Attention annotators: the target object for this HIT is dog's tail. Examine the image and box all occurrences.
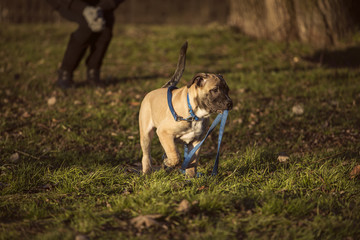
[162,41,188,88]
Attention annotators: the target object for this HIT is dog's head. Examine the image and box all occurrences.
[188,73,233,114]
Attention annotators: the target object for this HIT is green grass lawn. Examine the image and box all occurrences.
[1,23,360,239]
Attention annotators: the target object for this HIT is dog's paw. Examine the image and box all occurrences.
[142,166,153,175]
[163,157,180,168]
[185,168,197,178]
[162,163,176,173]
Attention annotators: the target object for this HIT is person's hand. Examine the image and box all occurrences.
[82,6,105,32]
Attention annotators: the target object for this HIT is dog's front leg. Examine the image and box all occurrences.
[157,127,180,168]
[139,122,155,174]
[185,140,201,177]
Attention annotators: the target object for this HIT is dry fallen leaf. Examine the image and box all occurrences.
[277,152,289,163]
[9,153,19,163]
[75,234,89,240]
[130,101,140,107]
[22,112,31,118]
[350,165,360,179]
[232,118,243,125]
[47,97,56,106]
[292,104,304,115]
[130,214,163,230]
[176,199,191,213]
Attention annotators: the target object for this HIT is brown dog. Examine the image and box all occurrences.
[139,42,232,177]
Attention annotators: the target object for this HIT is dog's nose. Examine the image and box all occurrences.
[227,100,233,110]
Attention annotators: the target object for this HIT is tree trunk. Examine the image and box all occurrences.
[228,0,359,48]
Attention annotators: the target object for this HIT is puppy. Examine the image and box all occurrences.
[139,42,232,177]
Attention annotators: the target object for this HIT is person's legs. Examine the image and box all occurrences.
[85,11,114,84]
[61,28,93,73]
[57,9,94,88]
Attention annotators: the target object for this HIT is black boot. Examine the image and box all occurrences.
[57,69,74,89]
[87,69,104,87]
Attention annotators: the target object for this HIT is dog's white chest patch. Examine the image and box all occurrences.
[178,121,204,144]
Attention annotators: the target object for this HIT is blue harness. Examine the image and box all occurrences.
[167,86,229,176]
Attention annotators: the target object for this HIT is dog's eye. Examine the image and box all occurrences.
[212,87,219,93]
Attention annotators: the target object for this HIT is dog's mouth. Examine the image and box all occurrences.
[218,100,233,113]
[204,97,233,114]
[211,104,232,114]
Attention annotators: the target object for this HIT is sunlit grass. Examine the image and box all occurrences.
[0,23,360,239]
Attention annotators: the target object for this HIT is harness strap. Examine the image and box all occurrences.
[187,94,199,121]
[167,86,180,121]
[167,86,200,122]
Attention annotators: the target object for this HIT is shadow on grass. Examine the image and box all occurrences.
[42,150,141,171]
[74,74,165,88]
[304,46,360,69]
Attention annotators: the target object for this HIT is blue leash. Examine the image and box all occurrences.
[181,110,228,176]
[167,86,228,176]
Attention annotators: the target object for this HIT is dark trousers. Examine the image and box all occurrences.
[59,8,114,72]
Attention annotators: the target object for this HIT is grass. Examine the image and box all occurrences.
[1,22,360,239]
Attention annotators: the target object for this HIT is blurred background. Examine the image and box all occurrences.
[1,0,360,48]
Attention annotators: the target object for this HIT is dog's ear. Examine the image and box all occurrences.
[187,73,207,88]
[216,74,224,80]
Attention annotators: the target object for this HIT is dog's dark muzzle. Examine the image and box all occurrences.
[216,99,233,113]
[226,99,233,110]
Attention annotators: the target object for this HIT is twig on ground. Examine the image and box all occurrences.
[15,149,40,160]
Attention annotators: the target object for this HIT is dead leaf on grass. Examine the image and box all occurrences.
[75,234,89,240]
[130,101,140,107]
[232,118,243,125]
[176,199,191,213]
[130,214,165,230]
[22,111,31,118]
[47,97,56,106]
[9,153,19,163]
[292,104,304,115]
[277,152,290,163]
[350,165,360,179]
